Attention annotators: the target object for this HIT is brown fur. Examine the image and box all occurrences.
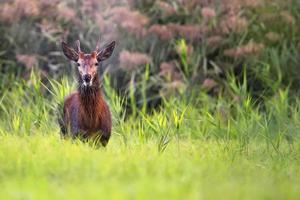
[62,75,112,146]
[60,40,115,146]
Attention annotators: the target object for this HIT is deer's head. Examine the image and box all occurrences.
[62,40,115,87]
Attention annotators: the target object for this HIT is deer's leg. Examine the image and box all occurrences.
[98,113,112,147]
[99,133,110,147]
[99,102,112,147]
[70,107,81,139]
[58,103,67,138]
[90,131,110,147]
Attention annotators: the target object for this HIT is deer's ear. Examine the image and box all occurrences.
[62,42,79,62]
[97,41,115,62]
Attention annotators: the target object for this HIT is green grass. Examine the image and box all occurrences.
[0,72,300,200]
[1,135,300,200]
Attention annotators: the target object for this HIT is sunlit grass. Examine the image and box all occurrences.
[0,73,300,199]
[0,134,299,200]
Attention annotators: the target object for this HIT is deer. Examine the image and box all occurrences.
[60,39,115,147]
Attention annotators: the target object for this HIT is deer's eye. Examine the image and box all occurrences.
[95,63,99,66]
[77,63,80,67]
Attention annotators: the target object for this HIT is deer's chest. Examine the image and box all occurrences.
[78,104,103,132]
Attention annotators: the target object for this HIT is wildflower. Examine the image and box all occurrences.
[160,61,182,81]
[156,1,177,17]
[224,41,264,58]
[243,0,262,8]
[169,24,208,41]
[206,36,223,47]
[0,3,17,22]
[167,80,186,93]
[94,13,106,31]
[81,0,99,13]
[16,54,38,69]
[57,3,78,24]
[201,7,216,21]
[148,25,173,41]
[265,32,281,43]
[221,0,241,13]
[38,19,63,37]
[102,28,120,43]
[127,0,137,8]
[202,78,218,91]
[110,7,149,37]
[40,0,60,7]
[161,80,186,97]
[179,0,200,11]
[280,11,296,25]
[0,0,40,22]
[16,0,40,18]
[119,51,152,71]
[220,15,248,34]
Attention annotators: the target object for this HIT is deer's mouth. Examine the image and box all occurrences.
[82,74,93,87]
[83,80,93,87]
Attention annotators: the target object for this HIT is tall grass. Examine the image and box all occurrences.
[0,72,300,199]
[0,71,299,151]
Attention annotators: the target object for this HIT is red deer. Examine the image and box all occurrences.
[60,39,115,146]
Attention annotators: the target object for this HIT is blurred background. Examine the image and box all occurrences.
[1,0,300,111]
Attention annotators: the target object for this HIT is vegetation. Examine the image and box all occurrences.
[1,0,300,199]
[0,72,300,199]
[1,0,300,104]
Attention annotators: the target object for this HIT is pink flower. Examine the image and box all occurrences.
[148,25,174,41]
[224,42,265,58]
[94,13,106,31]
[0,0,40,22]
[206,36,223,47]
[168,24,208,41]
[243,0,262,8]
[160,80,186,97]
[219,14,248,34]
[17,0,40,17]
[16,54,38,69]
[119,51,152,71]
[110,7,149,37]
[202,78,218,91]
[38,19,63,37]
[156,1,177,16]
[161,80,186,96]
[159,61,182,81]
[179,0,200,11]
[169,80,186,90]
[0,3,17,22]
[57,3,80,24]
[201,7,216,21]
[40,0,60,7]
[81,0,99,13]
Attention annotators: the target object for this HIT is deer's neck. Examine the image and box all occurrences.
[78,75,103,117]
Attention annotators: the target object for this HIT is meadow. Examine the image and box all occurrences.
[0,72,300,199]
[1,0,300,199]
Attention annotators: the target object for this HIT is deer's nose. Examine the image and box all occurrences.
[83,74,92,83]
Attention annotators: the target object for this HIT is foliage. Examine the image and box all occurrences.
[1,0,300,108]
